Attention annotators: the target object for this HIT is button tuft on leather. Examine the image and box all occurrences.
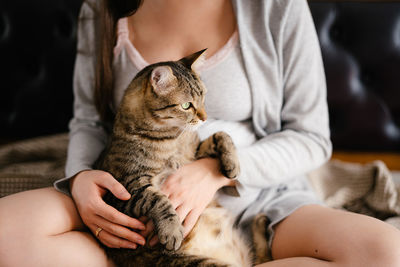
[310,2,400,151]
[53,10,75,39]
[384,122,400,140]
[21,56,47,89]
[360,71,375,88]
[394,17,400,49]
[0,12,10,42]
[330,25,344,44]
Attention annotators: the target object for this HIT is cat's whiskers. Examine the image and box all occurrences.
[176,124,190,139]
[188,120,204,132]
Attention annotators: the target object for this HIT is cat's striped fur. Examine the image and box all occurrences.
[94,50,267,266]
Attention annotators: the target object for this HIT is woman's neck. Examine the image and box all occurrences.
[127,0,236,63]
[132,0,230,30]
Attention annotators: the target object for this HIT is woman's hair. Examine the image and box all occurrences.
[95,0,143,122]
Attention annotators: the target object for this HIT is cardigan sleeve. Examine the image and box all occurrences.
[234,0,332,194]
[54,0,108,195]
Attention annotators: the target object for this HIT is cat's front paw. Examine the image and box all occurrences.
[157,217,184,251]
[214,131,240,179]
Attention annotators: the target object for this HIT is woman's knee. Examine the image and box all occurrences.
[344,220,400,267]
[0,187,83,238]
[317,210,400,267]
[0,188,113,267]
[0,188,84,265]
[271,205,400,266]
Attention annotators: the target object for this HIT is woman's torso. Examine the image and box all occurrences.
[126,0,237,65]
[112,2,257,148]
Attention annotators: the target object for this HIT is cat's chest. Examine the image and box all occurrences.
[113,132,198,164]
[163,134,199,167]
[147,136,199,188]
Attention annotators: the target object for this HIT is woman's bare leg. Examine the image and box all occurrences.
[0,187,113,267]
[256,205,400,267]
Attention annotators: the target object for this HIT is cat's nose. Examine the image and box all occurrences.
[197,109,207,121]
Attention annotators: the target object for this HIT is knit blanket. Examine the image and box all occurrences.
[309,160,400,229]
[1,133,400,229]
[0,134,68,197]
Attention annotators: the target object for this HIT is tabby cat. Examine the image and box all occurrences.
[94,49,267,266]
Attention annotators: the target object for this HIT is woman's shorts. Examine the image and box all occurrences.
[217,176,323,248]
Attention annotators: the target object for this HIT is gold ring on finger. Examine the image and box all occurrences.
[95,227,103,238]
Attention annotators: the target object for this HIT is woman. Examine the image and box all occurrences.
[1,0,400,266]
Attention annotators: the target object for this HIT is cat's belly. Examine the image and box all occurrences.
[180,205,252,267]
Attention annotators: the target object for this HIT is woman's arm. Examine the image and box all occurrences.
[54,0,146,249]
[235,0,332,193]
[54,0,108,195]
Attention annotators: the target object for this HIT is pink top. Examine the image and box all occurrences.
[114,18,239,72]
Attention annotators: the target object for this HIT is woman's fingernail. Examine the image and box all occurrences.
[129,244,137,249]
[138,239,145,246]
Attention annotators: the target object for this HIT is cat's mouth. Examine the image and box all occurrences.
[188,120,204,131]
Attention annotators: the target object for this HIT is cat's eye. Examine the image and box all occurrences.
[181,102,191,110]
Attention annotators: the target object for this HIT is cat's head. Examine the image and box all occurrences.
[119,49,208,136]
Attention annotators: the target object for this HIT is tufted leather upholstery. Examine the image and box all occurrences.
[309,1,400,151]
[0,1,399,151]
[0,0,81,139]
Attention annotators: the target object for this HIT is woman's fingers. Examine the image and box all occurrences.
[166,193,182,210]
[149,234,160,247]
[96,200,145,231]
[140,220,155,237]
[95,215,146,245]
[182,209,202,238]
[138,216,149,225]
[95,172,131,200]
[139,220,160,247]
[90,224,138,249]
[70,170,147,249]
[176,204,191,223]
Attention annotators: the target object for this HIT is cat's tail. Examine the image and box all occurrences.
[107,247,230,267]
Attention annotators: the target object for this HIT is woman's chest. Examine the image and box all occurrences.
[126,2,236,65]
[113,44,252,123]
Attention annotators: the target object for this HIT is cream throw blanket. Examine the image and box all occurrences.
[309,160,400,229]
[1,134,399,229]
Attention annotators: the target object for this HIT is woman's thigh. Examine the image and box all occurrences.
[271,204,400,266]
[0,187,111,267]
[0,187,84,235]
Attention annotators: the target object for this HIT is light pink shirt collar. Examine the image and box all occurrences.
[114,18,239,72]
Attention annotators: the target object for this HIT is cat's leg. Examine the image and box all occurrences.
[252,214,272,264]
[196,131,240,179]
[124,182,183,251]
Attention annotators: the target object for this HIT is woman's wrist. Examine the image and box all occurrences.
[199,157,237,189]
[219,176,236,188]
[69,169,92,194]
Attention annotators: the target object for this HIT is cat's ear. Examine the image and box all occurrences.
[179,48,207,72]
[150,66,177,95]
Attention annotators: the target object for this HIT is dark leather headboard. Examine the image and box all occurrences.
[1,0,399,151]
[0,0,81,139]
[309,1,400,151]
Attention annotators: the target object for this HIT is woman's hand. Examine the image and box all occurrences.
[70,170,146,249]
[144,158,235,246]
